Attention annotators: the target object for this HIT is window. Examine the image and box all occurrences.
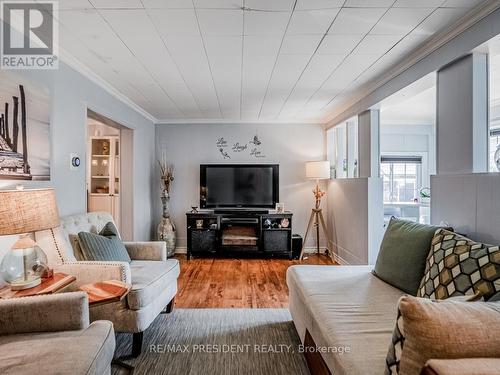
[381,156,422,203]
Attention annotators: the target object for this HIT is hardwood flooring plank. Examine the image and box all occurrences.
[174,254,336,308]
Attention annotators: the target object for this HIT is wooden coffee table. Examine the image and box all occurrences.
[0,273,76,299]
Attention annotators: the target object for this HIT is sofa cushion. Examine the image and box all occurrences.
[127,259,180,310]
[374,218,448,295]
[287,265,405,375]
[398,295,500,375]
[417,229,500,301]
[78,222,131,263]
[0,320,115,375]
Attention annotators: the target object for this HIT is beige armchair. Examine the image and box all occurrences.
[35,211,180,357]
[0,292,115,375]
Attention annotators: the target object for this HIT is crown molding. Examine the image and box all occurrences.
[325,0,500,129]
[59,48,158,124]
[156,118,322,125]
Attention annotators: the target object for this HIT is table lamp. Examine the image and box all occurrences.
[300,161,330,260]
[0,188,60,290]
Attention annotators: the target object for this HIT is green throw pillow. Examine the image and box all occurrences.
[374,218,450,295]
[77,222,131,263]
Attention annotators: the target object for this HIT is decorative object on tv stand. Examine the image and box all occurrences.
[275,203,285,213]
[157,158,176,257]
[0,188,59,290]
[300,161,330,260]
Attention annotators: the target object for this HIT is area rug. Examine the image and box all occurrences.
[112,309,309,375]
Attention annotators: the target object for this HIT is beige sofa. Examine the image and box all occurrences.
[35,212,180,357]
[0,292,115,375]
[287,265,405,375]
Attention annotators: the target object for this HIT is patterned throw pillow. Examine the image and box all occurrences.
[78,222,131,263]
[417,229,500,301]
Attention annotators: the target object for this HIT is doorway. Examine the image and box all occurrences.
[86,109,133,239]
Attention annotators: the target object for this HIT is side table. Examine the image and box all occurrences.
[0,273,76,299]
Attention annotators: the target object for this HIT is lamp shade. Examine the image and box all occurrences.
[306,161,330,180]
[0,188,60,235]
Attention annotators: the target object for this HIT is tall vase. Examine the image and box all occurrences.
[157,194,176,257]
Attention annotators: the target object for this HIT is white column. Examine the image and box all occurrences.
[358,109,380,178]
[436,53,489,174]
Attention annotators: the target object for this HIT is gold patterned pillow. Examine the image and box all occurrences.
[417,229,500,301]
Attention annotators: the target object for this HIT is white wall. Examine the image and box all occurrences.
[326,177,383,265]
[0,63,156,285]
[380,123,436,188]
[431,173,500,245]
[154,123,326,250]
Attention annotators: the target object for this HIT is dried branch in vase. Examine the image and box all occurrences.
[158,160,174,197]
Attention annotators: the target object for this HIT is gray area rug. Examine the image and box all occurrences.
[113,309,309,375]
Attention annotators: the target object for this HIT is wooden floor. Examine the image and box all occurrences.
[174,254,335,308]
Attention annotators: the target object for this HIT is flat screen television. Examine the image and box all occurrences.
[200,164,279,208]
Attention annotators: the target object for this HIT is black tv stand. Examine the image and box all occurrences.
[186,210,292,260]
[214,208,270,215]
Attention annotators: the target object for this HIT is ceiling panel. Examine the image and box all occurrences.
[370,8,434,35]
[142,0,193,9]
[344,0,394,7]
[90,0,143,9]
[246,0,295,11]
[316,34,364,55]
[148,9,199,36]
[413,8,465,35]
[193,0,242,9]
[441,0,485,7]
[244,11,291,35]
[329,8,386,34]
[354,35,402,55]
[197,9,242,36]
[296,0,344,10]
[244,35,282,56]
[287,9,340,35]
[281,34,323,55]
[58,0,93,10]
[393,0,445,7]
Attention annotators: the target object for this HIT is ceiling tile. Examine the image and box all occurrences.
[317,34,364,55]
[344,0,394,7]
[196,9,243,36]
[204,36,242,58]
[413,7,465,35]
[393,0,444,7]
[329,8,386,34]
[244,35,282,56]
[194,0,243,8]
[245,0,295,11]
[370,8,434,35]
[90,0,143,8]
[244,11,291,35]
[142,0,193,8]
[148,9,199,36]
[287,9,340,35]
[354,34,402,55]
[163,36,206,59]
[441,0,484,7]
[58,0,93,10]
[281,34,323,55]
[296,0,344,10]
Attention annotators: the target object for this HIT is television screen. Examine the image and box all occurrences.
[200,164,279,208]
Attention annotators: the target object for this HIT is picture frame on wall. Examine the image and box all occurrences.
[275,203,285,213]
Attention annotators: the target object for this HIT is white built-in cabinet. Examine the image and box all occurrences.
[87,136,121,229]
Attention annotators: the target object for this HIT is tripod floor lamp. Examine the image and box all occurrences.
[300,161,330,260]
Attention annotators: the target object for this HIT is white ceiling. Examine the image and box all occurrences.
[49,0,486,123]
